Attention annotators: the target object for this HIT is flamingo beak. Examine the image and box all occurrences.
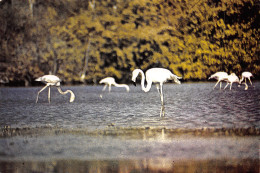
[132,81,136,86]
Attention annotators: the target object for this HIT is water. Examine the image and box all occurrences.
[1,82,259,129]
[0,82,259,172]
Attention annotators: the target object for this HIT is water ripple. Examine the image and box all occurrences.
[0,82,259,129]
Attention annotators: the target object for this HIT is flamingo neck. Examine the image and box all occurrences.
[57,87,75,102]
[113,83,130,92]
[138,70,151,92]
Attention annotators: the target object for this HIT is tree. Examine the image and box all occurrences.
[0,0,259,85]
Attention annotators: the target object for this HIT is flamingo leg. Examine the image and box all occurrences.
[156,84,160,93]
[224,83,229,90]
[248,78,252,85]
[102,84,107,91]
[108,84,111,92]
[36,84,49,103]
[244,82,248,90]
[240,76,244,84]
[100,84,108,98]
[230,82,232,90]
[159,84,165,117]
[213,80,220,89]
[48,86,51,103]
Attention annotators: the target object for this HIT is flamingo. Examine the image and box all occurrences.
[99,77,129,97]
[99,77,130,92]
[208,72,229,89]
[223,73,240,90]
[131,68,181,117]
[240,72,253,90]
[35,75,75,103]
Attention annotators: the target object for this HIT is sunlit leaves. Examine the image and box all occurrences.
[1,0,259,85]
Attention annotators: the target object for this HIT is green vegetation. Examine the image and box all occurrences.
[0,0,259,85]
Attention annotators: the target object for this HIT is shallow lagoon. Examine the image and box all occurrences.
[1,82,259,129]
[0,82,259,172]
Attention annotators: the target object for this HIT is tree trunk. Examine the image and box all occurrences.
[28,0,34,19]
[53,51,58,75]
[80,41,91,83]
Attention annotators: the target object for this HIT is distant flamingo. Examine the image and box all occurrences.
[208,72,229,89]
[99,77,129,96]
[132,68,181,117]
[223,73,240,90]
[35,75,75,103]
[240,72,253,90]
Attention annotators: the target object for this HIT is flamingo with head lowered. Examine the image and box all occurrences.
[223,73,240,90]
[208,72,229,90]
[240,72,253,90]
[35,75,75,103]
[131,68,181,117]
[99,77,129,97]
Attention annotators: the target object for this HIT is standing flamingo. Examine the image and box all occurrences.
[208,72,229,89]
[240,72,253,90]
[35,75,75,103]
[223,73,240,90]
[132,68,181,117]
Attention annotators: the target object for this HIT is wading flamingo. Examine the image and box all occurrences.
[35,75,75,103]
[223,73,240,90]
[208,72,229,89]
[99,77,129,92]
[99,77,129,98]
[132,68,181,117]
[240,72,253,90]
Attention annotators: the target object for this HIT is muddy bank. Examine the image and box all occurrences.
[1,126,259,138]
[0,158,258,173]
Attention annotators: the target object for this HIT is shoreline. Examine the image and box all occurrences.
[1,126,259,138]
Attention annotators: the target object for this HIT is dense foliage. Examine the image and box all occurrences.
[0,0,259,85]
